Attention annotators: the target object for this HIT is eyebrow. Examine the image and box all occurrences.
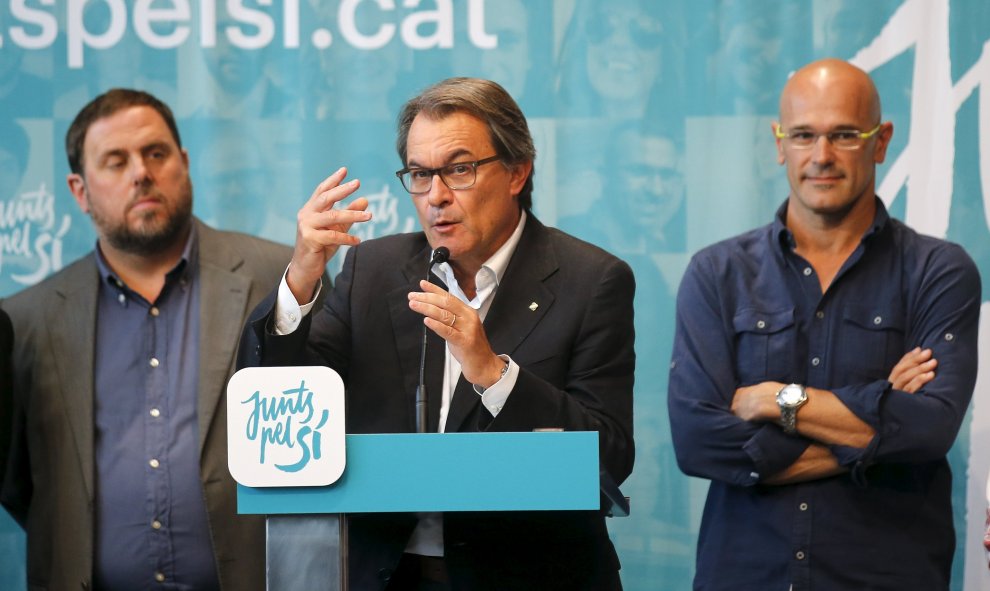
[142,141,174,153]
[407,148,474,169]
[96,141,173,161]
[786,123,865,131]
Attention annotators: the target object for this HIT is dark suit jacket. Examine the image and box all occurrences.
[241,215,635,590]
[0,220,292,591]
[0,309,12,494]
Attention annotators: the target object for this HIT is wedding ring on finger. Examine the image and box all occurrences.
[448,314,456,328]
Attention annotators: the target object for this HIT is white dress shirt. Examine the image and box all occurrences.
[274,212,528,557]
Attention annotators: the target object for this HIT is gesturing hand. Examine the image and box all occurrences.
[287,167,371,303]
[408,280,507,389]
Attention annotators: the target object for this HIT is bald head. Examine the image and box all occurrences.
[780,59,882,124]
[773,59,893,227]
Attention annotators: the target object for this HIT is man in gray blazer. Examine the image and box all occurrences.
[0,89,290,590]
[241,78,635,590]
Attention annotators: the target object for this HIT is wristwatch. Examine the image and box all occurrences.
[776,383,808,434]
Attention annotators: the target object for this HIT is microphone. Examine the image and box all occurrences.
[416,246,450,433]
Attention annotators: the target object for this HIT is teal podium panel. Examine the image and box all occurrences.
[238,431,600,514]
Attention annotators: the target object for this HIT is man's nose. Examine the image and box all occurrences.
[131,156,153,186]
[648,174,670,195]
[810,134,837,164]
[425,173,452,207]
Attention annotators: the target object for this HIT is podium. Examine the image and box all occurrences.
[237,431,626,590]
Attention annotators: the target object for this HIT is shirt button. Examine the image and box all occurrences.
[149,458,160,469]
[815,310,824,320]
[150,408,161,418]
[756,320,766,329]
[151,520,162,530]
[155,572,166,583]
[799,502,808,511]
[873,316,882,325]
[288,313,297,322]
[149,358,160,368]
[796,551,806,560]
[811,357,821,366]
[117,293,126,305]
[945,333,954,341]
[150,307,160,317]
[803,267,813,276]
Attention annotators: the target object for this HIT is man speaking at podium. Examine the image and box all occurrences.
[241,78,635,590]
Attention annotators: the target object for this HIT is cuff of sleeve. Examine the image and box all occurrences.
[828,380,887,484]
[472,355,517,417]
[275,266,322,335]
[831,380,888,429]
[740,424,811,486]
[742,424,810,486]
[830,435,879,486]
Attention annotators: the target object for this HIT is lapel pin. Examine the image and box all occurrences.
[529,302,539,311]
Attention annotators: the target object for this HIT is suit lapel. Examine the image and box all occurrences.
[48,256,100,501]
[196,223,253,455]
[445,218,558,432]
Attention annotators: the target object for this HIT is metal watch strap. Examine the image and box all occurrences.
[780,406,798,434]
[476,360,509,394]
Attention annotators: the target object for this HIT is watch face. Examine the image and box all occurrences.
[779,385,805,406]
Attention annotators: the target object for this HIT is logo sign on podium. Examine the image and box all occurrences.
[227,366,346,487]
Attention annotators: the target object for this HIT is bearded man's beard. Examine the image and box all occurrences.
[90,178,194,257]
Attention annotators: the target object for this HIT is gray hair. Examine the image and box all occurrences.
[396,77,536,210]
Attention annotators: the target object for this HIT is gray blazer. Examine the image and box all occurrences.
[1,219,292,591]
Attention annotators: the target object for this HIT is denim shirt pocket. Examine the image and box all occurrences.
[732,307,796,384]
[837,303,906,382]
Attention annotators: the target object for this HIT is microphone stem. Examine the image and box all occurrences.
[416,323,429,434]
[416,247,449,434]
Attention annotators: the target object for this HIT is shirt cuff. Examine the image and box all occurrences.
[825,380,888,484]
[274,266,322,335]
[472,354,517,417]
[831,380,888,430]
[742,424,811,485]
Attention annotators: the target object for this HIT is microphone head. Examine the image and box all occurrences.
[432,246,450,265]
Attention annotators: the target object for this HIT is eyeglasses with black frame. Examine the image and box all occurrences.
[395,155,502,194]
[774,123,883,150]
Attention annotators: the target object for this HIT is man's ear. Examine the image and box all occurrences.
[508,160,533,197]
[67,173,89,214]
[772,122,786,165]
[872,122,894,164]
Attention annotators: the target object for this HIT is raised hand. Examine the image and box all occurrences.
[286,167,372,303]
[408,279,507,389]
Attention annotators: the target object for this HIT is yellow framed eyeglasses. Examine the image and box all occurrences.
[774,123,883,150]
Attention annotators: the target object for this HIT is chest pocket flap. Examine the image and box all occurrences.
[838,302,906,381]
[732,307,796,383]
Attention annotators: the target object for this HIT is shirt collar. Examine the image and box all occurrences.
[433,210,527,306]
[773,196,890,253]
[95,224,198,294]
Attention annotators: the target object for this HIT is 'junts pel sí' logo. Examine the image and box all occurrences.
[227,366,346,487]
[242,380,328,473]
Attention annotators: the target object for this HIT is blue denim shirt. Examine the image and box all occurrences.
[92,228,220,591]
[669,199,981,591]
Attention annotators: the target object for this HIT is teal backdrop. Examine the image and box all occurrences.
[2,0,990,588]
